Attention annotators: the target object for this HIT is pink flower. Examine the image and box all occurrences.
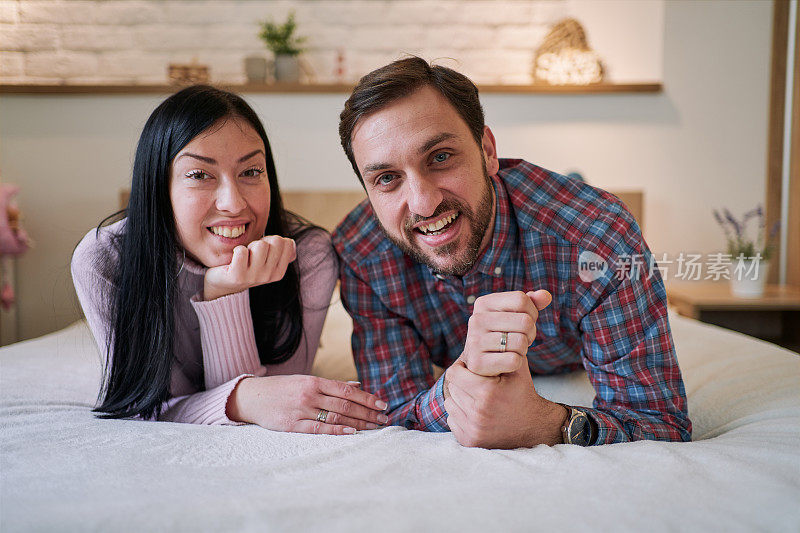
[0,184,30,256]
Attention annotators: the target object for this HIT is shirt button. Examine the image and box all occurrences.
[466,295,476,304]
[494,267,502,275]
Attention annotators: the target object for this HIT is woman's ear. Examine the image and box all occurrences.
[481,126,500,176]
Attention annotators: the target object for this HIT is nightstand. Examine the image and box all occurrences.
[666,282,800,353]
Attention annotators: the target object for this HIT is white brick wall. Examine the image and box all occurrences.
[1,25,59,51]
[0,0,580,84]
[0,1,18,24]
[25,50,98,78]
[0,49,23,76]
[60,26,134,51]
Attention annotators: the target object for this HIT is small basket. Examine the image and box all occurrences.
[168,62,210,85]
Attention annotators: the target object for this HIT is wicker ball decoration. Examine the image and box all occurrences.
[533,18,604,85]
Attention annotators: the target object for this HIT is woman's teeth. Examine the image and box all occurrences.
[418,213,459,235]
[209,224,246,238]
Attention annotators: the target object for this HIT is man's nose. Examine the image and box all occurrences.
[406,175,443,218]
[215,178,247,213]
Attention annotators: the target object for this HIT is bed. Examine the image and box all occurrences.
[1,290,799,532]
[3,187,799,531]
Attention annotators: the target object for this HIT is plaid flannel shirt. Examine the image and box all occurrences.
[332,159,691,444]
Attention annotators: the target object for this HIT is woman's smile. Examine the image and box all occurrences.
[208,223,247,239]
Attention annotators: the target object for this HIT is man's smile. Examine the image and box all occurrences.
[411,211,464,249]
[414,211,460,235]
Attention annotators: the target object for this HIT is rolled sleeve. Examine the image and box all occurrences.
[578,246,691,444]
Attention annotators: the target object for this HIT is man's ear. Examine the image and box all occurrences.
[481,126,500,176]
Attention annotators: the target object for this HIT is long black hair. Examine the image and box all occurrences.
[94,85,309,420]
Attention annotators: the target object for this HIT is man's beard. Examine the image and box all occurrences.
[375,169,494,277]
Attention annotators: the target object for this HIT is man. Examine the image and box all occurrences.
[332,57,691,448]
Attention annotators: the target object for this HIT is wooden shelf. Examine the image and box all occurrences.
[0,82,663,95]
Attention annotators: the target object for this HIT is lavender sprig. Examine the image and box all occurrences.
[712,210,732,240]
[713,204,780,261]
[768,220,780,239]
[722,208,742,238]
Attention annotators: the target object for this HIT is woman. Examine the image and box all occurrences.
[72,85,387,434]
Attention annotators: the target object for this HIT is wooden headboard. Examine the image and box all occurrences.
[611,191,644,233]
[119,188,644,234]
[282,190,366,232]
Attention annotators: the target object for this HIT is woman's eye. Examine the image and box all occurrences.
[242,167,264,179]
[432,152,450,163]
[186,170,211,181]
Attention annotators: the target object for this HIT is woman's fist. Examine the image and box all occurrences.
[203,235,296,301]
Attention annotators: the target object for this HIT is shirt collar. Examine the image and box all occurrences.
[472,173,517,278]
[428,174,518,282]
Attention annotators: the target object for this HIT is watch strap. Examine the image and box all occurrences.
[558,403,595,446]
[558,403,576,444]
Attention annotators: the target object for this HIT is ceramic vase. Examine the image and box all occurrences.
[244,56,267,83]
[730,258,769,298]
[274,54,300,83]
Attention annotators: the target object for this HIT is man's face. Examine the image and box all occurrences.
[350,86,500,276]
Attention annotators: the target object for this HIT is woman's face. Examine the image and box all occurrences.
[169,118,270,268]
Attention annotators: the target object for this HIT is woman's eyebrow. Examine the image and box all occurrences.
[178,152,216,164]
[175,149,264,165]
[238,149,264,162]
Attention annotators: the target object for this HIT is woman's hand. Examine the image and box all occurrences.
[203,236,296,301]
[227,375,389,434]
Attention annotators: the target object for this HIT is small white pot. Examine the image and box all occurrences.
[730,258,769,298]
[274,54,300,83]
[244,56,267,83]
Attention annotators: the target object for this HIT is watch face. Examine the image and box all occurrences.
[568,413,590,446]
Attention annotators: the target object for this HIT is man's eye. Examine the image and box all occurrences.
[432,152,450,163]
[377,174,397,186]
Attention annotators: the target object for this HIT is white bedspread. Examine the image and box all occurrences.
[2,309,799,532]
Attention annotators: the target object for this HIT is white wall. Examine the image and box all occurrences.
[0,0,773,341]
[0,0,661,85]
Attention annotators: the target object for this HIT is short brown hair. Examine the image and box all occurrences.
[339,56,485,184]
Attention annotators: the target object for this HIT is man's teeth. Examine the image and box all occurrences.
[418,213,458,235]
[209,225,246,238]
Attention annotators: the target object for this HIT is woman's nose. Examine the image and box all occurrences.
[406,175,443,218]
[215,179,247,213]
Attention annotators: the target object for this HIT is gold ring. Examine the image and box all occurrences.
[316,409,329,423]
[499,331,508,353]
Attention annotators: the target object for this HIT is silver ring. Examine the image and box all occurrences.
[499,331,508,353]
[316,409,329,423]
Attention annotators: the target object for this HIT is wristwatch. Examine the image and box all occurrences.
[558,404,596,446]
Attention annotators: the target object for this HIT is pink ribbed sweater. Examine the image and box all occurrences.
[71,219,338,425]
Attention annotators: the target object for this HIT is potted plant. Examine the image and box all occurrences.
[259,11,306,83]
[713,205,779,298]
